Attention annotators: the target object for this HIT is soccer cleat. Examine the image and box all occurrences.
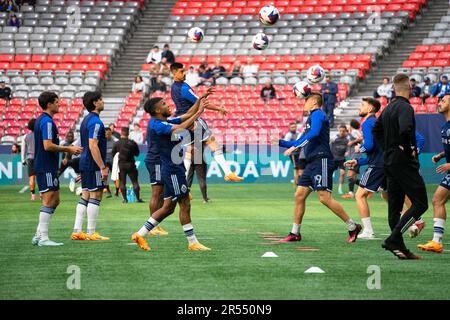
[408,220,425,238]
[417,240,443,254]
[131,233,150,251]
[106,192,112,199]
[31,194,36,201]
[38,239,64,246]
[341,193,354,199]
[382,240,421,260]
[367,192,373,199]
[279,233,302,242]
[357,230,375,239]
[69,178,76,192]
[71,232,87,240]
[188,242,211,251]
[347,223,362,243]
[86,232,110,241]
[224,172,244,182]
[137,199,144,203]
[32,235,40,246]
[148,226,169,236]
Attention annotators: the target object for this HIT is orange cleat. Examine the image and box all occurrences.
[86,232,110,241]
[131,233,150,251]
[188,242,211,251]
[342,193,354,199]
[224,172,244,182]
[148,226,169,236]
[71,232,88,240]
[417,240,443,253]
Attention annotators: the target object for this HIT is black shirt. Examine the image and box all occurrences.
[112,138,140,165]
[161,50,175,64]
[373,96,418,166]
[0,86,12,100]
[151,81,167,93]
[260,86,276,99]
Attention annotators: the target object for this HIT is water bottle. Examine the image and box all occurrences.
[131,189,136,203]
[126,187,132,203]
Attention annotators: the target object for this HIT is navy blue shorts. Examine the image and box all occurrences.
[36,171,59,193]
[359,166,386,193]
[146,162,162,186]
[162,170,189,201]
[81,170,105,192]
[440,173,450,190]
[298,158,334,192]
[184,118,212,146]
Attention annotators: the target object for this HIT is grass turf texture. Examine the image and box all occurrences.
[0,183,448,300]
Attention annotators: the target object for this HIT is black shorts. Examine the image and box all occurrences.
[69,157,80,174]
[333,159,345,171]
[27,159,35,177]
[359,166,387,193]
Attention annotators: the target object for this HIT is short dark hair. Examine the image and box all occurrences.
[307,92,323,106]
[170,62,184,74]
[105,127,111,132]
[38,91,58,110]
[134,123,140,128]
[362,97,381,113]
[164,44,169,48]
[109,123,115,128]
[144,97,163,116]
[289,122,296,126]
[442,75,448,80]
[383,77,390,82]
[27,118,36,131]
[349,119,360,130]
[339,124,348,130]
[83,91,102,112]
[121,127,129,136]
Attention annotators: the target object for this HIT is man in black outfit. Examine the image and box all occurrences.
[112,127,143,203]
[186,142,210,203]
[373,73,428,260]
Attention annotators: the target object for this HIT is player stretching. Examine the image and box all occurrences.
[170,62,243,182]
[71,91,109,241]
[418,94,450,253]
[344,98,387,239]
[32,92,82,246]
[132,93,211,251]
[272,93,362,243]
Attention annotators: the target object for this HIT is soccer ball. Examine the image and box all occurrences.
[252,32,269,50]
[187,27,204,43]
[306,64,325,84]
[259,5,280,25]
[75,186,83,196]
[293,81,312,99]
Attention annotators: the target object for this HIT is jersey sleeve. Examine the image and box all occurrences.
[357,157,368,166]
[181,83,198,104]
[88,119,104,140]
[359,120,375,153]
[41,118,53,140]
[279,111,324,149]
[167,116,182,125]
[152,121,173,136]
[415,131,425,154]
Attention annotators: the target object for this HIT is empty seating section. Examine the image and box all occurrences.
[0,0,142,140]
[422,9,450,45]
[0,98,84,139]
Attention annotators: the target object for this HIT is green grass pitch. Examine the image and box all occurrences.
[0,183,448,300]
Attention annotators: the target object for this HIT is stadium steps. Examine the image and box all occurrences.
[336,0,449,124]
[100,97,127,126]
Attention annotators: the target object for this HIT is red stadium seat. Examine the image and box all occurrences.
[15,55,31,63]
[0,54,13,62]
[31,55,47,62]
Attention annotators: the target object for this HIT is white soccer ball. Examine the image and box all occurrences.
[252,32,269,50]
[306,64,325,84]
[187,27,204,43]
[75,186,83,196]
[293,81,312,99]
[259,5,280,25]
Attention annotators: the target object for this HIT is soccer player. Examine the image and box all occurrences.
[32,92,82,246]
[344,98,387,239]
[331,124,349,195]
[132,92,211,251]
[373,74,428,260]
[272,92,362,243]
[170,62,243,182]
[417,94,450,253]
[21,118,36,201]
[342,119,363,199]
[71,91,110,241]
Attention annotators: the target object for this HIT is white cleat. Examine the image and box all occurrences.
[38,239,64,246]
[357,231,375,239]
[31,235,40,246]
[69,178,76,193]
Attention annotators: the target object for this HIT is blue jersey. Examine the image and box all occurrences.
[33,112,59,173]
[279,109,333,162]
[442,120,450,164]
[416,131,425,154]
[148,117,184,172]
[79,112,106,171]
[357,115,384,167]
[171,81,198,116]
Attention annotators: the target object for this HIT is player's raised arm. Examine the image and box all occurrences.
[279,110,324,149]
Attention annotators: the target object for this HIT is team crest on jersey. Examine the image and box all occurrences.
[181,184,187,193]
[314,175,322,187]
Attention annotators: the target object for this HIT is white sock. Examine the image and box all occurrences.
[38,206,55,241]
[433,218,445,244]
[361,217,373,233]
[182,223,198,245]
[291,223,301,235]
[138,217,159,237]
[73,198,88,233]
[346,218,356,231]
[87,198,101,235]
[214,149,231,175]
[338,184,343,193]
[348,191,354,195]
[184,157,191,177]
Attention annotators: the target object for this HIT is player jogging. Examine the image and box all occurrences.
[132,91,212,251]
[344,98,387,239]
[418,94,450,253]
[32,91,82,246]
[71,91,110,241]
[170,62,243,182]
[272,92,362,243]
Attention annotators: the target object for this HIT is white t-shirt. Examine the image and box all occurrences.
[146,50,162,64]
[132,81,145,93]
[129,131,144,145]
[186,72,200,87]
[242,64,259,78]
